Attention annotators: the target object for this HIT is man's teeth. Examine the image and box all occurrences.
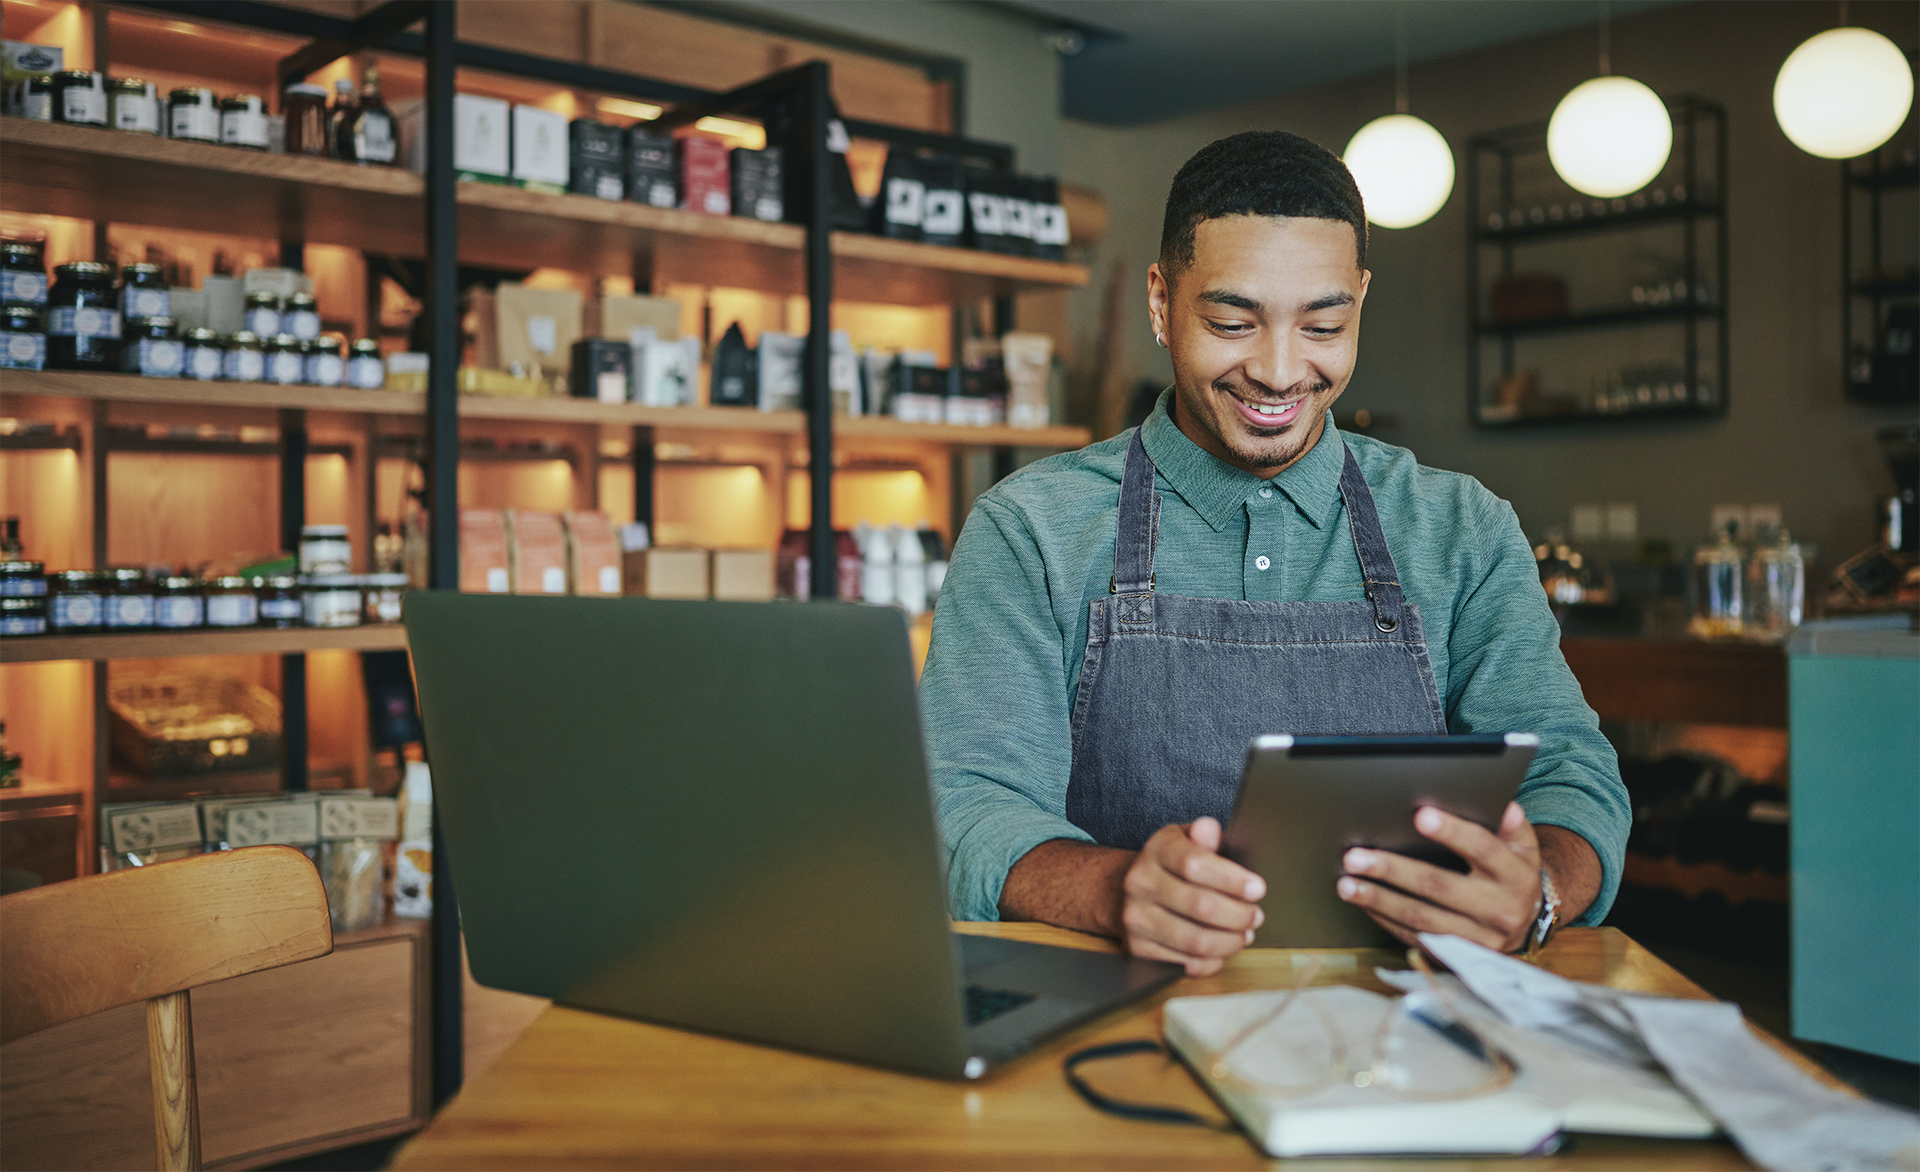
[1247,401,1290,416]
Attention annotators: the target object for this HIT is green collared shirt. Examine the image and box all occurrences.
[921,390,1628,924]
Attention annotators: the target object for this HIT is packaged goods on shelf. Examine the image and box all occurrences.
[219,94,270,151]
[283,82,329,155]
[456,365,547,397]
[1,305,46,372]
[348,338,385,389]
[99,800,202,871]
[632,331,698,407]
[963,166,1012,254]
[678,135,731,215]
[511,104,569,193]
[494,282,583,387]
[119,263,170,323]
[122,316,184,377]
[599,292,682,342]
[460,509,511,594]
[627,128,677,208]
[169,86,218,142]
[397,93,510,182]
[304,575,361,627]
[1003,332,1054,428]
[53,69,106,127]
[2,41,62,117]
[776,528,863,600]
[393,761,434,919]
[626,547,709,599]
[2,238,47,306]
[224,794,320,858]
[760,91,864,230]
[1029,176,1070,260]
[872,151,926,240]
[886,358,949,424]
[204,274,244,333]
[345,68,396,165]
[319,794,400,932]
[243,267,314,301]
[570,337,631,402]
[730,146,784,222]
[568,119,625,200]
[47,262,121,371]
[918,157,965,248]
[108,673,283,776]
[505,510,569,595]
[711,549,775,601]
[757,331,804,411]
[710,322,757,407]
[858,348,894,416]
[564,511,622,597]
[829,330,860,415]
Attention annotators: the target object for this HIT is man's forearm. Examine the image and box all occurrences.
[997,839,1134,936]
[1537,825,1602,925]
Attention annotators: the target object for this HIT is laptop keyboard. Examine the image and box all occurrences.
[964,984,1036,1026]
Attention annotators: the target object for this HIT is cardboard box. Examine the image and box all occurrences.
[459,509,510,594]
[678,136,731,216]
[730,146,784,222]
[505,510,569,595]
[398,93,509,181]
[600,293,681,342]
[564,511,622,596]
[628,129,677,208]
[634,334,699,407]
[570,337,631,402]
[711,549,775,601]
[624,548,709,599]
[757,331,803,412]
[496,282,582,384]
[1002,331,1053,428]
[511,104,569,192]
[568,119,625,200]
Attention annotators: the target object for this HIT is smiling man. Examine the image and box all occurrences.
[921,131,1628,974]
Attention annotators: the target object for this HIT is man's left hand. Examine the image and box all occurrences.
[1335,802,1549,953]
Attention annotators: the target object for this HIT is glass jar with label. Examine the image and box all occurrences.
[123,316,184,378]
[265,333,304,385]
[104,568,155,629]
[53,70,106,126]
[109,77,160,134]
[2,239,47,306]
[303,575,362,627]
[243,290,281,337]
[283,82,330,155]
[204,576,259,627]
[153,576,205,629]
[222,330,265,381]
[361,572,408,623]
[21,74,55,122]
[1,306,46,372]
[0,595,47,637]
[168,87,219,142]
[119,262,169,323]
[46,262,121,370]
[347,338,385,389]
[299,524,352,575]
[283,291,321,340]
[219,94,269,150]
[184,328,223,380]
[305,335,345,386]
[49,570,106,631]
[256,575,303,627]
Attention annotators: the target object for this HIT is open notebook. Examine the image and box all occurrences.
[1162,982,1714,1158]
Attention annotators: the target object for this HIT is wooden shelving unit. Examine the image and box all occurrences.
[0,624,409,665]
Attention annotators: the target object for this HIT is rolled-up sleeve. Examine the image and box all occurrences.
[921,497,1092,921]
[1444,495,1631,924]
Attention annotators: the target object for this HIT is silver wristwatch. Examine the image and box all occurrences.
[1526,866,1561,956]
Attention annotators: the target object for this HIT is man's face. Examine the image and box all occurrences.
[1148,215,1370,479]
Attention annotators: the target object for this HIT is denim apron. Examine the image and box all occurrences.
[1064,430,1448,850]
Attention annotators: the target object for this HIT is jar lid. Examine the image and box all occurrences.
[55,70,100,83]
[364,573,409,587]
[137,316,176,331]
[54,569,103,585]
[261,574,299,588]
[109,77,150,92]
[2,240,42,257]
[284,83,328,98]
[169,86,215,101]
[26,74,54,88]
[244,290,280,305]
[313,335,344,354]
[3,306,39,327]
[350,338,381,355]
[220,93,264,108]
[110,567,149,584]
[268,332,299,348]
[158,575,199,589]
[305,574,360,587]
[227,330,261,346]
[209,575,251,588]
[0,560,44,575]
[302,524,350,538]
[287,291,316,307]
[55,261,111,277]
[187,327,221,342]
[0,596,44,613]
[122,262,164,278]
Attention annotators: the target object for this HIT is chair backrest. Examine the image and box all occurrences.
[0,846,333,1170]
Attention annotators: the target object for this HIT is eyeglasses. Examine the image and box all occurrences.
[1205,949,1517,1101]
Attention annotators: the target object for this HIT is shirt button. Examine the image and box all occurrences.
[1255,555,1272,571]
[1258,487,1274,499]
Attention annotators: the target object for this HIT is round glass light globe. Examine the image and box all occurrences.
[1547,76,1673,198]
[1774,27,1914,159]
[1343,114,1456,229]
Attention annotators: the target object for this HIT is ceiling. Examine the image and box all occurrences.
[994,0,1684,126]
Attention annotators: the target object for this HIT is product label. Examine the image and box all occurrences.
[306,352,344,385]
[320,796,399,842]
[599,566,619,594]
[541,566,566,594]
[245,306,280,336]
[47,306,122,339]
[595,173,623,201]
[51,592,101,627]
[259,596,300,621]
[0,331,45,371]
[186,344,222,379]
[105,593,154,627]
[108,805,203,854]
[220,107,268,148]
[227,801,319,849]
[1002,198,1035,240]
[23,91,52,121]
[135,338,183,378]
[1032,203,1070,247]
[641,180,675,208]
[485,567,508,593]
[304,588,359,627]
[922,189,964,236]
[205,593,257,626]
[347,355,384,389]
[355,111,395,163]
[123,286,169,319]
[287,308,320,340]
[113,93,158,133]
[967,192,1007,235]
[154,594,203,627]
[224,347,265,382]
[751,196,781,222]
[61,86,105,125]
[0,613,47,636]
[268,350,303,385]
[0,575,46,597]
[170,102,218,141]
[1,269,46,304]
[885,178,925,226]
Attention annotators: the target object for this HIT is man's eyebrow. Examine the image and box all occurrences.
[1198,289,1261,310]
[1302,292,1356,312]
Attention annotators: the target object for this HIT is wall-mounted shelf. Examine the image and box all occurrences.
[1472,303,1719,337]
[0,624,409,665]
[1474,197,1723,243]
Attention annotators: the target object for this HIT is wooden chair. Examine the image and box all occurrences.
[0,846,333,1171]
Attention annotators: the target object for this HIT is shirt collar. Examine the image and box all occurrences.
[1138,388,1346,532]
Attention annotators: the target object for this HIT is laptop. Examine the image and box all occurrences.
[403,592,1180,1080]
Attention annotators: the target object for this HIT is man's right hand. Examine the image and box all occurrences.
[1121,817,1266,975]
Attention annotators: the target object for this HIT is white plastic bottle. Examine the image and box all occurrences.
[860,522,896,607]
[893,523,926,615]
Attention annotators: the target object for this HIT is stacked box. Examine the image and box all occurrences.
[511,104,569,193]
[730,146,784,222]
[459,508,510,594]
[569,337,630,402]
[505,510,568,595]
[568,119,625,201]
[627,129,677,208]
[889,362,948,424]
[625,548,709,598]
[564,511,622,596]
[678,136,731,215]
[712,549,775,601]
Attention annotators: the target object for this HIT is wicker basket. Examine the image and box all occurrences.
[108,673,283,775]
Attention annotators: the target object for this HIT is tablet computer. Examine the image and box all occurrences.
[1221,733,1538,948]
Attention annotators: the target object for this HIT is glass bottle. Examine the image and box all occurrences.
[1744,530,1805,643]
[329,78,358,160]
[349,67,395,166]
[1688,523,1744,640]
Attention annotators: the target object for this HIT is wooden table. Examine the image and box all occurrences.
[390,925,1838,1170]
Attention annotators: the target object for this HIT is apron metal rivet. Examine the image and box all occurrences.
[1377,617,1399,632]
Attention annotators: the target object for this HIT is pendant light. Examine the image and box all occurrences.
[1774,18,1914,159]
[1343,12,1455,229]
[1547,4,1673,199]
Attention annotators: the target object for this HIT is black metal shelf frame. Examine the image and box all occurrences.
[1841,137,1919,405]
[93,0,1038,1109]
[1464,94,1730,429]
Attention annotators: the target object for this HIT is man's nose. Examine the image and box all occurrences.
[1242,329,1313,394]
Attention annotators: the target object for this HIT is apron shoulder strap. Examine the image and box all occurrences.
[1337,442,1409,633]
[1111,430,1160,594]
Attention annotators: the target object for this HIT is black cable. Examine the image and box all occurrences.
[1061,1040,1237,1130]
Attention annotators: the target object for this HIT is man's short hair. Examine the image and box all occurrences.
[1158,130,1367,283]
